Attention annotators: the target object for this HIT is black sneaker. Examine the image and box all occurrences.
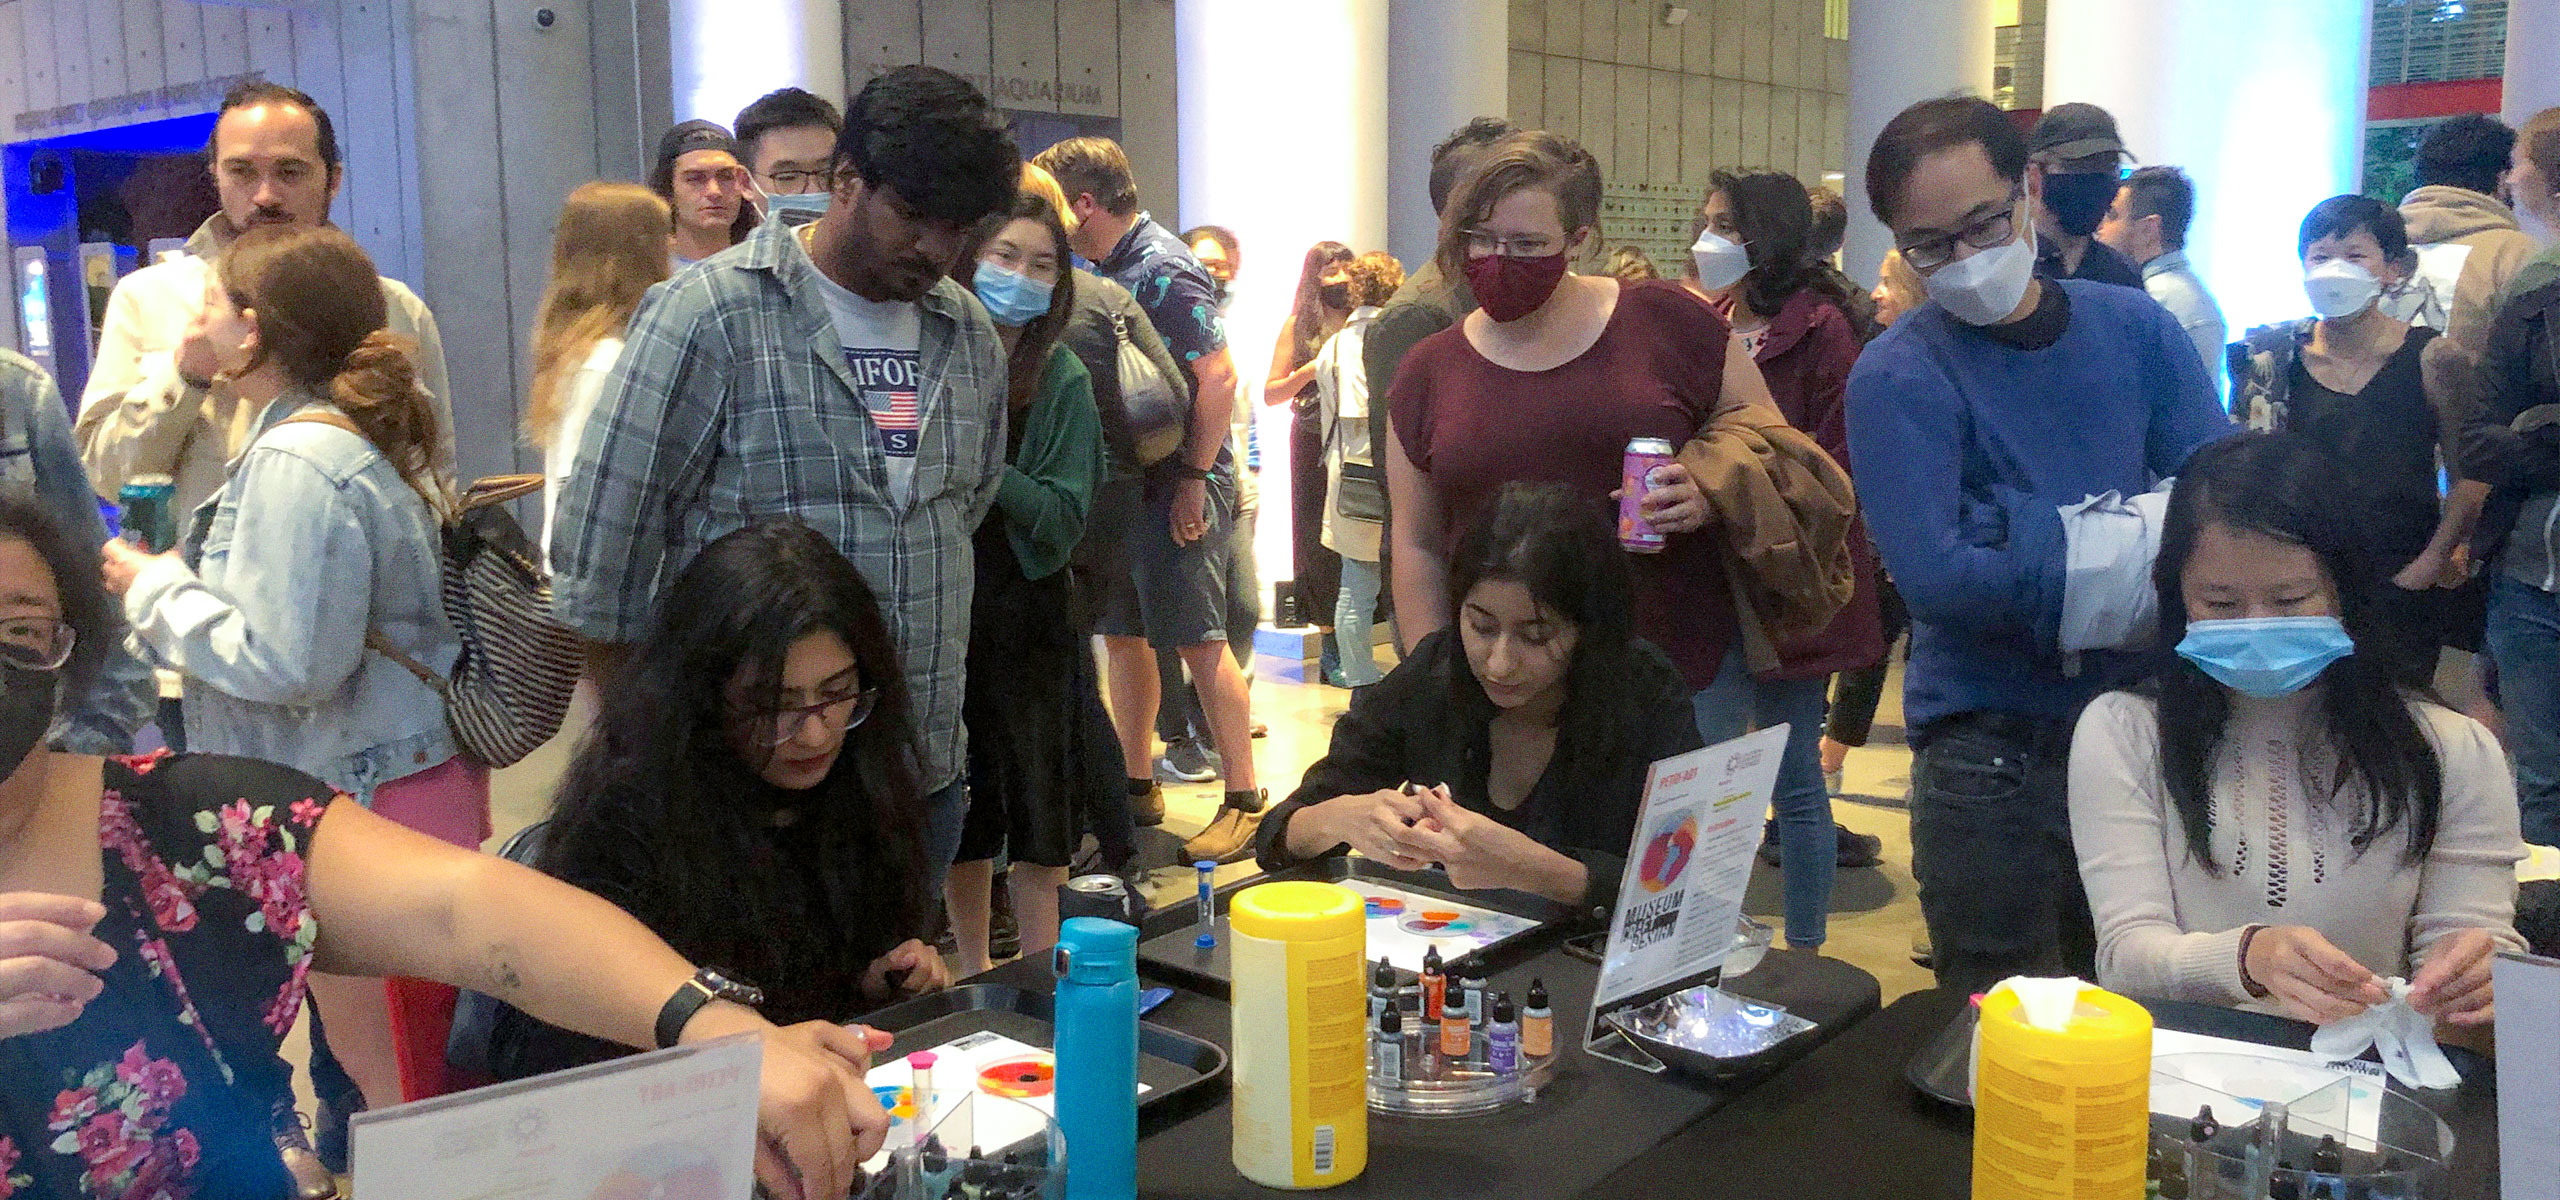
[1835,824,1885,868]
[1756,820,1782,867]
[1155,736,1220,783]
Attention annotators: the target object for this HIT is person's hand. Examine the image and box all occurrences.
[1394,788,1548,893]
[862,939,949,999]
[2407,926,2499,1026]
[2392,545,2457,592]
[100,538,176,598]
[735,1016,890,1200]
[1305,788,1432,871]
[0,893,116,1039]
[2245,925,2391,1025]
[1610,462,1709,535]
[1168,477,1211,546]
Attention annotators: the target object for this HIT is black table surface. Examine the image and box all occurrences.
[981,943,1883,1200]
[1578,987,2505,1199]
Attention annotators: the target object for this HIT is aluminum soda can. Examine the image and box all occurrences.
[1060,873,1144,926]
[118,475,179,554]
[1619,437,1677,553]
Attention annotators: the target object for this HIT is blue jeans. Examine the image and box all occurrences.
[923,778,970,902]
[1691,649,1837,948]
[2488,576,2560,848]
[1335,556,1385,687]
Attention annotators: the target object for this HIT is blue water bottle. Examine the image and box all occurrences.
[1054,916,1139,1200]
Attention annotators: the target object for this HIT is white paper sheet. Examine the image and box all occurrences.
[1593,725,1789,1009]
[2498,952,2560,1200]
[1344,882,1540,975]
[350,1034,761,1200]
[860,1031,1152,1172]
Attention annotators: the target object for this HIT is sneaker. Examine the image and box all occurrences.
[1132,783,1167,828]
[1835,824,1884,868]
[1182,793,1266,865]
[1155,737,1219,783]
[1755,820,1782,867]
[1910,931,1934,969]
[273,1102,340,1200]
[990,875,1020,960]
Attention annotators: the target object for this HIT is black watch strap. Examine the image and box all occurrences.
[1169,463,1211,481]
[654,968,765,1049]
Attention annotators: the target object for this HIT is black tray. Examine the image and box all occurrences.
[856,983,1227,1117]
[1135,857,1577,998]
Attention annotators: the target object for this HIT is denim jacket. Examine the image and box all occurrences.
[0,349,156,751]
[123,389,456,801]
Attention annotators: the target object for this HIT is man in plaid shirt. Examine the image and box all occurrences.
[550,66,1021,893]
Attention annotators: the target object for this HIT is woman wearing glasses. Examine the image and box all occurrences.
[1384,130,1783,737]
[481,518,947,1080]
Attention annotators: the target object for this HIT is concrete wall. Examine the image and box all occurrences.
[842,0,1181,225]
[1508,0,1849,265]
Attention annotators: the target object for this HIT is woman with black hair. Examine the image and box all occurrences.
[486,519,948,1079]
[0,495,885,1199]
[943,191,1106,977]
[1253,482,1704,913]
[1677,169,1887,950]
[1268,241,1360,683]
[2070,432,2523,1025]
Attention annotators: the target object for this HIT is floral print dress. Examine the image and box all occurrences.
[0,753,337,1200]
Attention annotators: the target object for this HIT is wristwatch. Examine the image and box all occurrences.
[1167,463,1211,481]
[654,967,766,1049]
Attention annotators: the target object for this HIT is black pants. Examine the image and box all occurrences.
[1907,710,2095,996]
[1824,575,1907,747]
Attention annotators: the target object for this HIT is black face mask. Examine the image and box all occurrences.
[0,665,59,781]
[1319,281,1353,310]
[2043,172,2118,238]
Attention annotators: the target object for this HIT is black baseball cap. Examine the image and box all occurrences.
[2030,102,2132,163]
[652,120,740,189]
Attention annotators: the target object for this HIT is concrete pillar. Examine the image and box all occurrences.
[2507,0,2560,127]
[2044,0,2368,333]
[1842,0,1996,289]
[1385,0,1511,274]
[1177,0,1391,593]
[667,0,842,126]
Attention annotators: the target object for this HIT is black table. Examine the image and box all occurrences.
[1579,988,2504,1199]
[1014,944,1885,1200]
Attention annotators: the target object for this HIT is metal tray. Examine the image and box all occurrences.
[855,982,1228,1117]
[1136,857,1577,998]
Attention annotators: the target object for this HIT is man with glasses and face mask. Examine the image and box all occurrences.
[2026,103,2146,290]
[1845,96,2232,995]
[736,86,844,227]
[553,66,1020,901]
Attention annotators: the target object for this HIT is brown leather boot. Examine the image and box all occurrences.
[1132,782,1166,828]
[1181,790,1265,865]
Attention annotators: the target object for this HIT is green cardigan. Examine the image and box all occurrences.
[995,342,1105,580]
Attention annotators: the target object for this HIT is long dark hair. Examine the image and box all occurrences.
[2145,432,2443,872]
[1443,483,1670,785]
[538,519,931,1021]
[957,192,1078,413]
[1705,169,1878,340]
[0,489,114,704]
[1286,241,1356,373]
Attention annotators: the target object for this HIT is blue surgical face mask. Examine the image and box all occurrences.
[973,260,1054,327]
[2175,616,2356,697]
[762,191,830,222]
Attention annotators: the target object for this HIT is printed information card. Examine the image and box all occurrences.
[1593,725,1788,1012]
[350,1034,762,1199]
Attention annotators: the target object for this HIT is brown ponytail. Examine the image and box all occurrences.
[219,226,447,500]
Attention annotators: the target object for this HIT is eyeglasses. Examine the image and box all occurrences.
[1461,229,1561,259]
[1896,191,2023,273]
[737,688,879,748]
[0,617,74,674]
[763,168,832,193]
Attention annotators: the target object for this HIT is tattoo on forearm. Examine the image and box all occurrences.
[485,944,525,995]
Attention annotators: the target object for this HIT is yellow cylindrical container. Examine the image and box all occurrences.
[1229,881,1368,1189]
[1972,982,2153,1200]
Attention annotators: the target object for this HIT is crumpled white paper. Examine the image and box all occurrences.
[2309,977,2461,1090]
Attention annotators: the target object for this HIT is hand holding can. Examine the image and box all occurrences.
[1618,438,1677,553]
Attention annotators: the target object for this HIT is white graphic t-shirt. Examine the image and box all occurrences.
[814,268,924,506]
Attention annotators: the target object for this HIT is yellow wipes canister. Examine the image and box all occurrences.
[1972,982,2153,1199]
[1229,881,1368,1189]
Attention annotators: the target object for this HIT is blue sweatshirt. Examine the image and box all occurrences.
[1845,279,2233,730]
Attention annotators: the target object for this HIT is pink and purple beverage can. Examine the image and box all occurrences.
[1618,437,1677,553]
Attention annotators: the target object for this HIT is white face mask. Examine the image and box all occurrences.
[1690,229,1751,292]
[2304,259,2382,321]
[1923,225,2038,326]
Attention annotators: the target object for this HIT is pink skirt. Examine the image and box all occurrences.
[369,755,493,849]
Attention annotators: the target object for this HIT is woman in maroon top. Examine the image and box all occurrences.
[1384,131,1782,742]
[1679,169,1889,948]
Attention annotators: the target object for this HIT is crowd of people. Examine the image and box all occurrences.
[0,60,2551,1197]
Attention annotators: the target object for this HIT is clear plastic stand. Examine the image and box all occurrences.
[855,1091,1068,1200]
[2147,1052,2454,1198]
[1582,916,1775,1074]
[1366,1026,1565,1117]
